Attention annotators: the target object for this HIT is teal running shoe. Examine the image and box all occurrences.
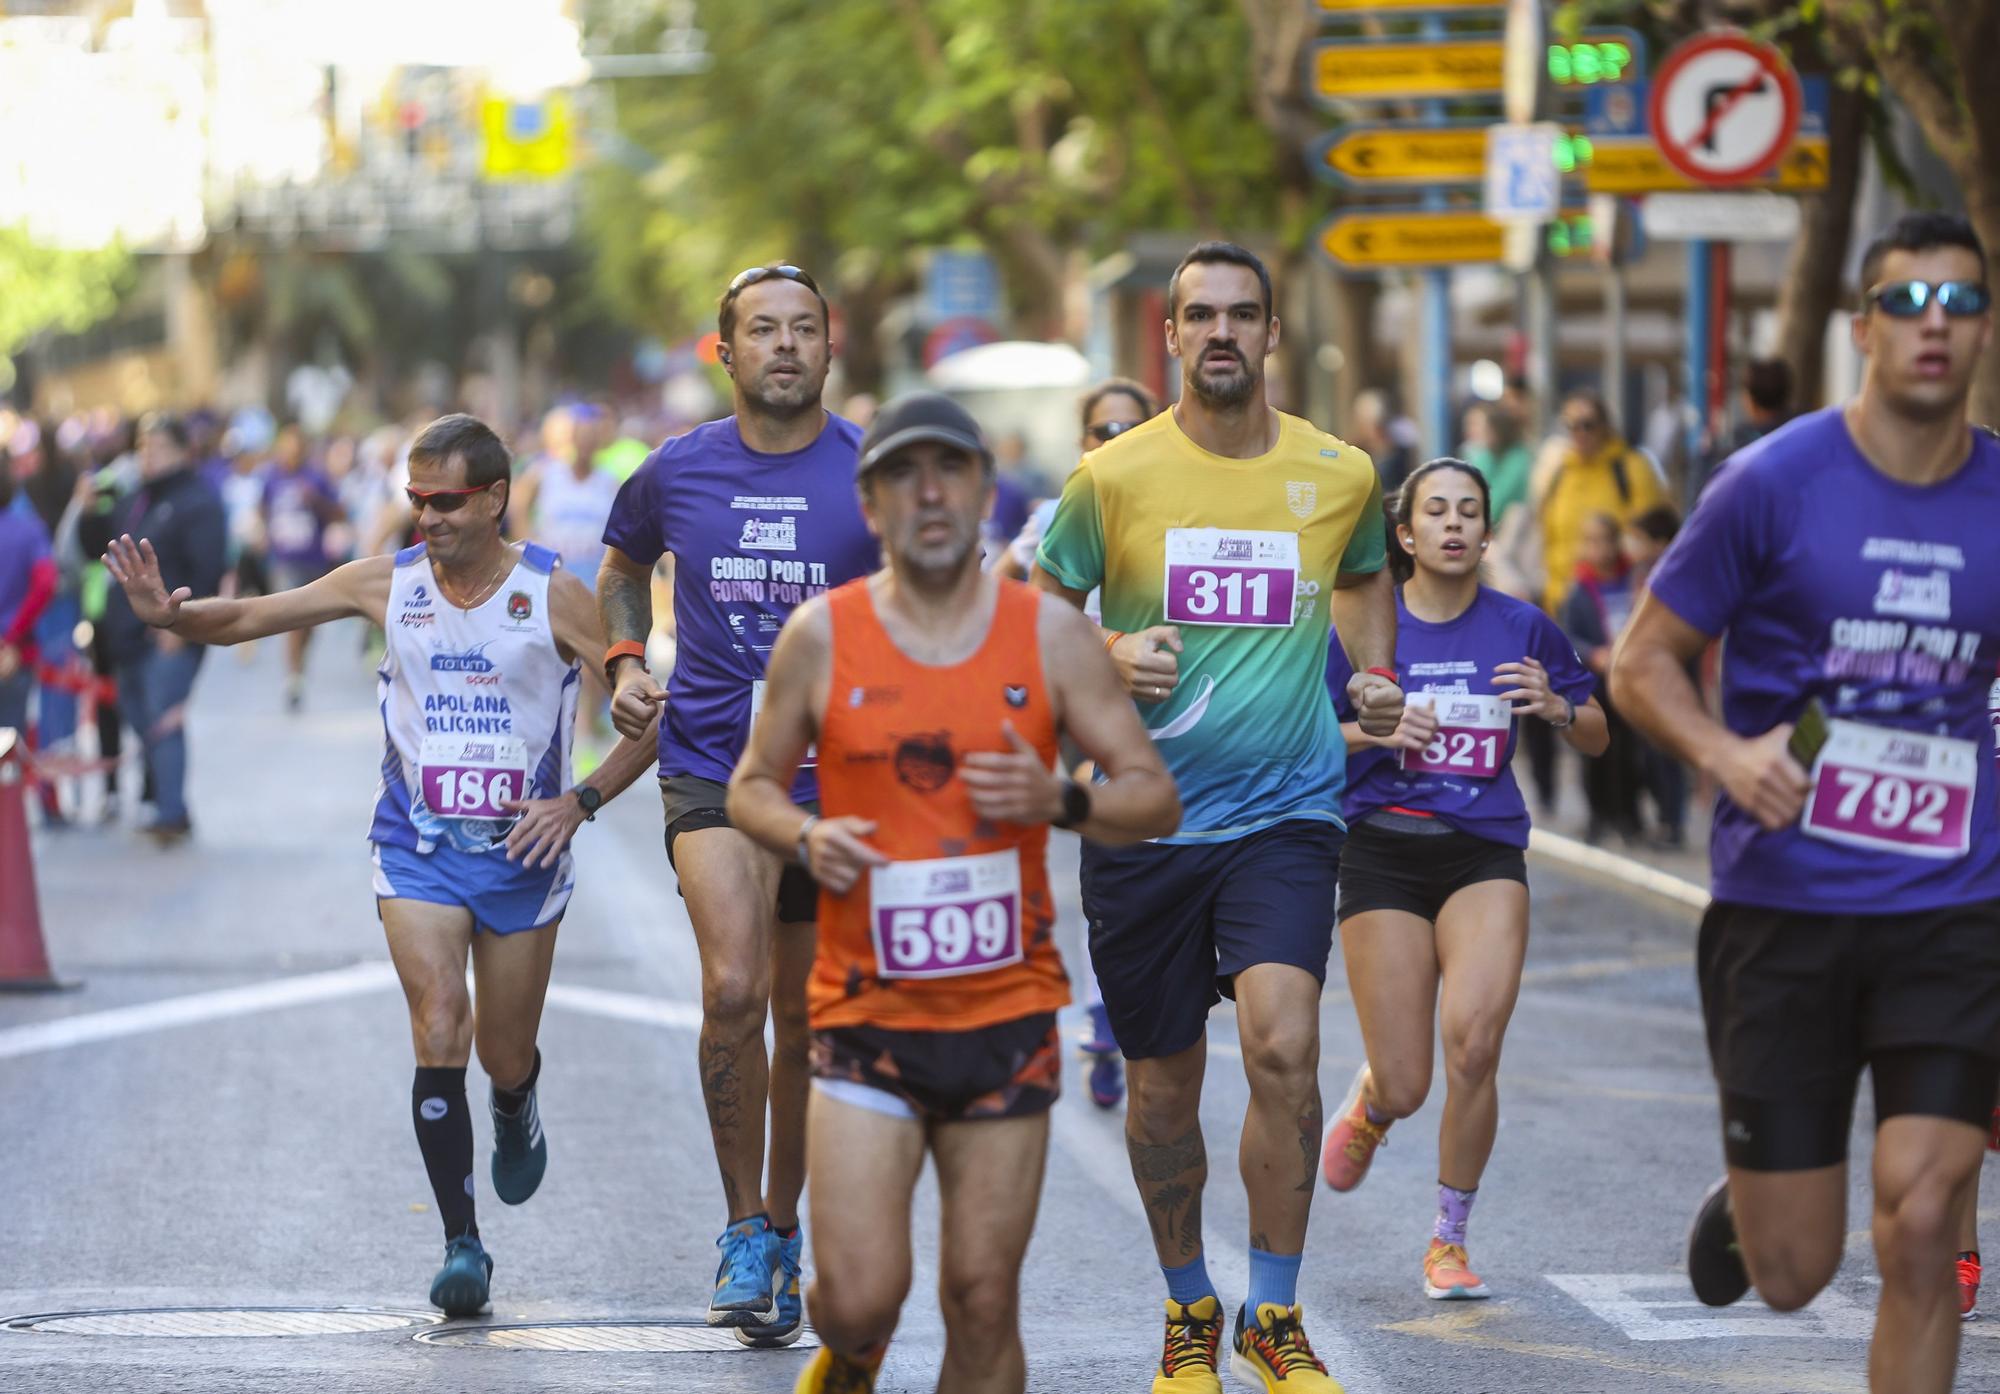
[429,1234,493,1317]
[737,1223,804,1347]
[708,1216,779,1327]
[490,1085,547,1205]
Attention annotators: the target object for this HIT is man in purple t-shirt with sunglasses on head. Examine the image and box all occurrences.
[596,263,878,1347]
[1615,212,2000,1394]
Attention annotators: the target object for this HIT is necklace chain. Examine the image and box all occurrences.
[437,546,513,610]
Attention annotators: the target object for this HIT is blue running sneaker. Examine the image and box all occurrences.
[1083,1041,1125,1110]
[429,1234,492,1317]
[708,1216,779,1327]
[739,1224,805,1347]
[490,1085,547,1206]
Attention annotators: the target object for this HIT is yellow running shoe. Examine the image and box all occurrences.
[1152,1295,1224,1393]
[1230,1302,1346,1391]
[1423,1238,1491,1300]
[794,1345,884,1393]
[1320,1064,1390,1192]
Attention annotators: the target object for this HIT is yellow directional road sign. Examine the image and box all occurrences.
[1321,127,1487,184]
[1314,40,1503,100]
[1584,136,1829,195]
[1318,209,1506,270]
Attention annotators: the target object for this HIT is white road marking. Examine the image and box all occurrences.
[1528,829,1711,912]
[543,983,703,1032]
[1547,1273,1873,1341]
[1050,1107,1399,1391]
[0,961,399,1062]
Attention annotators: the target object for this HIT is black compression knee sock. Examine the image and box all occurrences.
[492,1049,541,1116]
[412,1067,478,1241]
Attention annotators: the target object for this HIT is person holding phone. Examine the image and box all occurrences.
[1321,459,1604,1301]
[1613,212,2000,1394]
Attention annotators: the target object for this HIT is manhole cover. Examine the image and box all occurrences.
[3,1307,440,1338]
[416,1320,819,1353]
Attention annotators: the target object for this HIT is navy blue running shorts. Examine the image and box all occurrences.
[1081,819,1343,1061]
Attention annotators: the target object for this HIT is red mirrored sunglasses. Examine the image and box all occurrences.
[405,483,495,514]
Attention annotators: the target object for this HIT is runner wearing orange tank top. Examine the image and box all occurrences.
[728,392,1181,1394]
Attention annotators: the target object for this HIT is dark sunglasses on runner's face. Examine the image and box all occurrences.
[406,483,493,514]
[1867,280,1992,318]
[725,263,820,300]
[1087,420,1137,444]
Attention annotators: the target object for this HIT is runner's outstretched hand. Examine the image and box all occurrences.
[103,535,189,629]
[806,816,891,894]
[961,722,1064,825]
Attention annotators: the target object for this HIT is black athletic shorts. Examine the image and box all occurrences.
[1698,897,2000,1170]
[1335,815,1526,923]
[660,775,818,923]
[1082,819,1343,1061]
[810,1013,1062,1123]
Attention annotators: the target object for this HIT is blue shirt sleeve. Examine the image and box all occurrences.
[1531,607,1598,707]
[1647,456,1778,638]
[601,449,667,566]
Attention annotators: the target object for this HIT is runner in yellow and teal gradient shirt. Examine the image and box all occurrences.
[1034,241,1404,1394]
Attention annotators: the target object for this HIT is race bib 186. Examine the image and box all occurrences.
[1400,692,1512,779]
[1162,528,1299,628]
[868,849,1022,980]
[418,735,529,821]
[1800,719,1976,859]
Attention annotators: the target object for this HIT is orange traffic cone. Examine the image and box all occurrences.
[0,727,72,991]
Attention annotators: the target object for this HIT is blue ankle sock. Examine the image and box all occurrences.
[1161,1253,1215,1305]
[1087,1001,1116,1049]
[1246,1246,1303,1314]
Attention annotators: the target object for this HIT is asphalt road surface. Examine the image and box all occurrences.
[6,632,1997,1393]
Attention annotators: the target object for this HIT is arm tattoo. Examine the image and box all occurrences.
[597,564,653,647]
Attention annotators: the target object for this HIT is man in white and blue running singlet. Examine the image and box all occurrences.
[103,413,660,1319]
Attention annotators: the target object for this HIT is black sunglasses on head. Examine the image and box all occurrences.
[724,264,821,301]
[1866,279,1992,318]
[1086,421,1137,445]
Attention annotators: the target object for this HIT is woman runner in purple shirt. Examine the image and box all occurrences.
[1320,459,1606,1301]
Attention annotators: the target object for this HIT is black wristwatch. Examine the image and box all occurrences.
[569,785,603,821]
[1052,777,1092,830]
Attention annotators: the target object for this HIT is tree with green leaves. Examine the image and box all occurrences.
[581,0,1275,391]
[0,226,131,361]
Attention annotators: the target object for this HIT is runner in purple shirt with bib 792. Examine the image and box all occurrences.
[596,264,878,1345]
[1614,212,2000,1394]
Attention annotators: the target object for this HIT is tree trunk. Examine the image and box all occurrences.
[1773,80,1866,409]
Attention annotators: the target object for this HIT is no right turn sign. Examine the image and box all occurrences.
[1648,31,1803,187]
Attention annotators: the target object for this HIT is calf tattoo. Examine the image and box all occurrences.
[1130,1123,1207,1256]
[1295,1097,1323,1194]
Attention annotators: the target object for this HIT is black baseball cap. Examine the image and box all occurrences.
[855,391,990,479]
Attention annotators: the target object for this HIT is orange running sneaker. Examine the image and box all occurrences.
[1424,1238,1491,1300]
[1959,1252,1981,1321]
[1320,1064,1390,1193]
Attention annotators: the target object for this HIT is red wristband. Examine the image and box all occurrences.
[1365,666,1400,685]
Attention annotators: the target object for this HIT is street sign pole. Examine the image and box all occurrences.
[1685,240,1712,486]
[1421,12,1453,459]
